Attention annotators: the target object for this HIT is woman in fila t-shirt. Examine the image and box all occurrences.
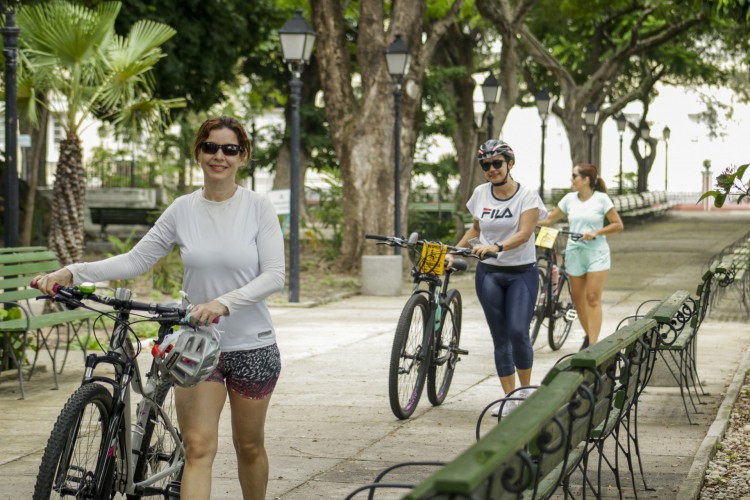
[539,163,624,350]
[447,139,547,416]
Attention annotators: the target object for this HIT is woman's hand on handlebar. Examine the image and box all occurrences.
[187,300,228,327]
[471,243,499,259]
[31,268,74,296]
[581,231,598,241]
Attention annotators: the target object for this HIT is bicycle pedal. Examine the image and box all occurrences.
[455,348,469,356]
[565,309,578,321]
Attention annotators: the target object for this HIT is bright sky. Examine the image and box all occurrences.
[480,84,749,195]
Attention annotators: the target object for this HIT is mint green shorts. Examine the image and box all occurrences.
[564,245,611,276]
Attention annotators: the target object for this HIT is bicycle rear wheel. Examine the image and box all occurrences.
[548,275,575,350]
[529,267,547,345]
[34,383,120,499]
[389,293,430,419]
[427,289,462,406]
[130,380,183,499]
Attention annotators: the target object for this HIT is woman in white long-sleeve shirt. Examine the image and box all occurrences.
[33,116,285,500]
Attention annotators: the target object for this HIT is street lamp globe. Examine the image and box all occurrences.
[385,34,410,81]
[278,9,317,68]
[584,103,597,127]
[535,89,550,120]
[481,72,500,106]
[615,113,627,135]
[640,123,651,140]
[663,125,671,141]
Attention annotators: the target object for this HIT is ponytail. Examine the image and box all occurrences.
[575,163,607,193]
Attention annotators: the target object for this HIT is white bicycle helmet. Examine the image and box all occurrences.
[156,328,221,388]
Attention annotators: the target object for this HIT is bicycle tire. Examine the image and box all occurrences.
[34,383,120,499]
[129,380,183,499]
[427,289,462,406]
[389,293,430,419]
[548,275,575,350]
[529,267,547,345]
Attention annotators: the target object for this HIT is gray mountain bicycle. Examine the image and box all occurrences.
[32,283,196,500]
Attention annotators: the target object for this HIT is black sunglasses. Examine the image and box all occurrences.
[201,142,244,156]
[480,159,505,171]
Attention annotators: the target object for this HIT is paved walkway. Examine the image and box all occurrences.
[1,210,749,499]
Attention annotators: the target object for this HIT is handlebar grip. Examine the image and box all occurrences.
[483,252,498,259]
[185,313,220,325]
[365,233,389,241]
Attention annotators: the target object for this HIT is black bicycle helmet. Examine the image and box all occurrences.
[477,139,515,162]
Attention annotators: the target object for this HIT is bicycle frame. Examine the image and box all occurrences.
[409,265,455,365]
[51,287,185,498]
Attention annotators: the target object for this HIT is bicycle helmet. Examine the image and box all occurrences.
[477,139,515,162]
[156,328,221,387]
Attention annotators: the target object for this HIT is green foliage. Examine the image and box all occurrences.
[105,231,183,295]
[152,247,183,298]
[99,0,287,113]
[0,306,27,371]
[699,163,750,207]
[304,172,344,261]
[17,1,185,139]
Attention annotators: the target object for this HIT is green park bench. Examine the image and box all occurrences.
[348,317,661,499]
[0,248,100,399]
[632,260,733,424]
[88,206,160,237]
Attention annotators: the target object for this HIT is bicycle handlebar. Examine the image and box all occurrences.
[365,233,497,259]
[535,226,588,241]
[31,282,201,323]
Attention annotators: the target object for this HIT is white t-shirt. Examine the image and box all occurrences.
[466,183,547,267]
[558,191,614,250]
[68,187,286,351]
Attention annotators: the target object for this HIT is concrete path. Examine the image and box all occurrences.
[1,210,749,499]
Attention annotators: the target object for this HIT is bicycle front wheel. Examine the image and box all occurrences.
[427,289,462,406]
[529,267,547,345]
[130,380,183,499]
[34,383,118,500]
[389,293,430,419]
[548,275,575,350]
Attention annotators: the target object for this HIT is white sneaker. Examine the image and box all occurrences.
[517,387,536,400]
[491,399,517,417]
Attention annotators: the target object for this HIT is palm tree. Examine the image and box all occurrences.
[17,0,184,264]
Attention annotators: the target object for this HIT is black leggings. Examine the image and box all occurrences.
[475,263,537,378]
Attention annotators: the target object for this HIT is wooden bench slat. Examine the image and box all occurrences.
[0,261,60,277]
[647,290,691,323]
[570,318,657,369]
[0,251,58,265]
[0,289,43,303]
[405,372,585,498]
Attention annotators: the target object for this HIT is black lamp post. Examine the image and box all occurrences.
[249,119,257,191]
[639,123,651,158]
[615,113,626,195]
[278,9,316,303]
[535,89,550,201]
[3,8,20,247]
[584,104,597,164]
[385,34,410,255]
[662,125,671,193]
[481,72,500,140]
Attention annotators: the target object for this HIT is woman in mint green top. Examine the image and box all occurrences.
[539,163,624,349]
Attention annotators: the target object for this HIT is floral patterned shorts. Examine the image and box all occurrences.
[205,343,281,399]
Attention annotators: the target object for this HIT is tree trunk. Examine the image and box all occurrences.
[310,0,463,271]
[48,137,86,265]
